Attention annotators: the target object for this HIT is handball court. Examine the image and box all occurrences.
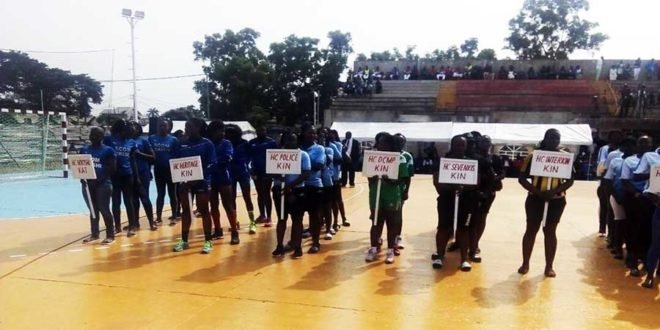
[0,177,658,329]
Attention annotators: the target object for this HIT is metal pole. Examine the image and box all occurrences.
[130,18,138,121]
[206,77,211,119]
[40,90,48,172]
[109,49,115,109]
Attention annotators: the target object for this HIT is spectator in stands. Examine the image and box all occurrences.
[445,67,454,80]
[646,59,655,80]
[484,63,494,80]
[623,63,633,80]
[420,66,430,80]
[616,61,624,79]
[657,59,660,80]
[569,66,577,79]
[497,66,508,80]
[403,66,412,80]
[528,67,537,79]
[375,79,383,94]
[633,58,642,80]
[453,67,464,79]
[507,65,516,80]
[596,56,604,80]
[634,85,648,118]
[620,84,633,117]
[436,66,446,80]
[430,65,438,80]
[373,66,383,80]
[576,65,583,79]
[391,67,400,80]
[411,65,419,80]
[609,65,618,81]
[558,66,568,79]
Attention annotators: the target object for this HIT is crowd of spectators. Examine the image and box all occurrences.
[619,83,658,118]
[341,66,383,97]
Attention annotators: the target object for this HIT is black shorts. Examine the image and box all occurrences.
[436,191,479,230]
[304,186,323,214]
[322,186,336,203]
[285,187,306,217]
[525,195,566,225]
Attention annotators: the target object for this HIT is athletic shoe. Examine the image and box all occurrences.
[342,220,351,227]
[431,254,443,269]
[194,210,202,217]
[249,222,257,234]
[212,228,224,240]
[115,228,122,234]
[324,232,333,240]
[150,225,158,231]
[630,268,641,277]
[168,215,178,220]
[126,229,136,237]
[470,253,482,263]
[329,228,337,235]
[169,219,177,227]
[255,215,266,224]
[201,240,213,254]
[101,238,115,245]
[447,241,459,252]
[393,248,401,256]
[302,228,312,239]
[173,240,189,252]
[460,261,472,272]
[365,247,378,262]
[385,249,395,264]
[155,219,163,225]
[230,230,240,245]
[272,246,285,257]
[395,236,405,250]
[292,247,303,259]
[236,221,241,230]
[308,244,321,254]
[350,184,355,188]
[83,236,99,244]
[283,242,293,253]
[263,218,273,227]
[332,224,340,232]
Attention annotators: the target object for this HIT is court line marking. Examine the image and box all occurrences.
[143,241,155,245]
[94,246,110,250]
[9,254,27,258]
[68,249,83,253]
[121,244,133,247]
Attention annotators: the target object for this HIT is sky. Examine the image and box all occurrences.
[1,0,659,115]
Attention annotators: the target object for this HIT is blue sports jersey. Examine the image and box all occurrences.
[133,137,153,179]
[304,143,326,188]
[230,139,251,181]
[284,150,311,188]
[149,134,178,169]
[103,135,136,176]
[80,144,116,184]
[321,146,334,187]
[212,139,233,185]
[328,142,342,182]
[249,136,278,175]
[174,137,217,184]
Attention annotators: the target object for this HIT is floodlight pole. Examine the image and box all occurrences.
[128,17,138,121]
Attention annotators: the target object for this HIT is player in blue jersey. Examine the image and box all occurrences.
[328,130,349,230]
[149,118,179,225]
[172,119,217,254]
[208,121,239,244]
[104,120,139,237]
[318,128,336,241]
[226,124,257,234]
[80,127,117,244]
[300,124,326,253]
[249,127,278,227]
[129,121,157,231]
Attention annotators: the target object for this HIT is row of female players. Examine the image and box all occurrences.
[78,118,351,255]
[80,119,576,276]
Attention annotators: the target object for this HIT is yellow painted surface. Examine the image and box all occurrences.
[0,177,658,329]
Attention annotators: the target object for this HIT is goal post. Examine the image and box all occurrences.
[0,108,68,180]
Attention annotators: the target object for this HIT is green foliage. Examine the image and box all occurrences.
[477,48,497,60]
[460,38,479,59]
[356,53,368,61]
[0,112,19,125]
[0,51,103,116]
[505,0,608,59]
[162,105,205,121]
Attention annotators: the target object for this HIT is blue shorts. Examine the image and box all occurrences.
[212,171,232,186]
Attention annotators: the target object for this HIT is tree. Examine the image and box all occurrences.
[369,50,394,61]
[268,35,323,126]
[161,105,205,121]
[356,53,368,61]
[317,31,353,114]
[477,48,497,60]
[505,0,608,59]
[147,107,160,118]
[404,46,419,61]
[460,38,479,59]
[193,28,273,121]
[0,51,103,117]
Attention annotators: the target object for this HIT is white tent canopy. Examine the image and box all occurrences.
[330,122,453,142]
[143,120,257,140]
[331,122,593,146]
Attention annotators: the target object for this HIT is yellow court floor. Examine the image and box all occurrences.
[0,177,658,329]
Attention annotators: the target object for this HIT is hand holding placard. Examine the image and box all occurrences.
[362,150,400,226]
[649,165,660,194]
[69,154,97,220]
[529,150,574,227]
[266,149,302,220]
[437,158,479,236]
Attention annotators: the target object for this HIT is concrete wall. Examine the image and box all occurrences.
[354,59,656,81]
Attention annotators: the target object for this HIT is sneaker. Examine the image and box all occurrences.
[255,215,266,224]
[150,225,158,231]
[630,268,641,277]
[395,236,405,250]
[393,248,401,256]
[83,236,99,244]
[169,219,177,227]
[115,228,122,234]
[283,242,293,253]
[365,247,378,262]
[302,228,312,239]
[329,228,337,235]
[101,238,115,245]
[263,218,273,227]
[201,240,213,254]
[385,249,395,264]
[308,244,321,254]
[292,247,303,259]
[272,246,285,257]
[155,218,163,225]
[431,254,443,269]
[212,228,224,240]
[332,224,340,232]
[324,232,333,240]
[460,261,472,272]
[470,253,482,263]
[126,229,136,237]
[248,222,257,234]
[173,240,189,252]
[230,230,240,245]
[342,220,351,227]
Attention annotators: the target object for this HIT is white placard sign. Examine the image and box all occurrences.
[529,150,575,179]
[437,158,479,185]
[69,154,97,180]
[362,150,400,180]
[169,156,204,183]
[649,165,660,194]
[266,149,302,175]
